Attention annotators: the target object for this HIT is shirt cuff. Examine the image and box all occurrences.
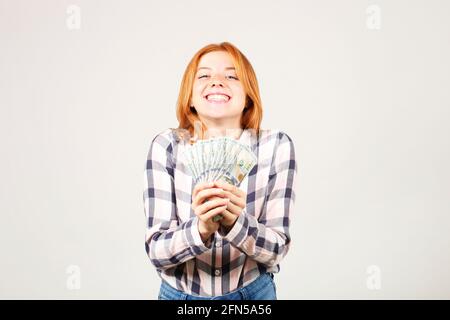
[185,216,214,254]
[221,208,254,247]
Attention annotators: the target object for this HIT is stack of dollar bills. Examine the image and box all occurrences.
[182,136,257,222]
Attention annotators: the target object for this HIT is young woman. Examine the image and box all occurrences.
[143,42,298,300]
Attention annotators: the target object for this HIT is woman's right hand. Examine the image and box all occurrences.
[191,182,229,242]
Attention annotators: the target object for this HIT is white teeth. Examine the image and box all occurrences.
[206,94,230,102]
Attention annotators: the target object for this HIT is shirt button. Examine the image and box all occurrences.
[215,269,221,276]
[215,241,221,248]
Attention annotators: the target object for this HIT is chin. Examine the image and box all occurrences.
[204,113,229,119]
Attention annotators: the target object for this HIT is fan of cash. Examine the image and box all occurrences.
[182,136,257,222]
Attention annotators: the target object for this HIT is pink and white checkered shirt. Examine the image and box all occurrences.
[143,128,298,297]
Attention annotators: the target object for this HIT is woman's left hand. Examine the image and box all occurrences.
[212,180,247,230]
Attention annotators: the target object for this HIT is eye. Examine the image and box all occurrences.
[197,74,238,80]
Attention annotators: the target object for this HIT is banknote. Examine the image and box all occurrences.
[182,136,257,222]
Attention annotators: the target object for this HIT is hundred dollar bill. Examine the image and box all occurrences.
[182,136,257,222]
[211,139,257,222]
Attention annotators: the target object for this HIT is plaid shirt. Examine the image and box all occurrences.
[143,128,298,297]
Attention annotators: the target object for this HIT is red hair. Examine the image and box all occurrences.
[175,42,263,140]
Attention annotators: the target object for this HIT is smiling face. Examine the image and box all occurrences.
[190,51,247,130]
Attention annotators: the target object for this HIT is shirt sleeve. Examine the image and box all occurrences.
[143,132,213,271]
[219,131,298,268]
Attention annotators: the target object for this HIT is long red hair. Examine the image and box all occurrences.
[175,42,263,140]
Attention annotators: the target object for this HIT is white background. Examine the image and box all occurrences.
[1,0,449,299]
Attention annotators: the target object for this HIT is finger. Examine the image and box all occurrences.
[193,181,214,198]
[225,199,243,216]
[221,190,246,209]
[192,188,223,208]
[206,195,227,203]
[207,193,242,216]
[212,180,234,192]
[201,204,228,222]
[213,180,245,198]
[194,188,226,206]
[221,209,238,222]
[195,198,229,216]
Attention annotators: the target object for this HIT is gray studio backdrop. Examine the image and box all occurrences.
[1,0,449,299]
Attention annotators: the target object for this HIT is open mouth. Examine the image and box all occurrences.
[204,94,231,103]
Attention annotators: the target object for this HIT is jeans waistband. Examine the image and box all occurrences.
[160,272,274,300]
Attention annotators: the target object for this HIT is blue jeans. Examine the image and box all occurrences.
[158,272,277,300]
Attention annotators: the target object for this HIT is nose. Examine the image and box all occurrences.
[210,75,225,87]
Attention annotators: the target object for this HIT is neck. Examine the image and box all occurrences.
[199,117,243,140]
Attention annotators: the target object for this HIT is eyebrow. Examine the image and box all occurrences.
[197,67,236,71]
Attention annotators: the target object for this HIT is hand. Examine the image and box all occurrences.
[212,180,247,231]
[191,182,230,242]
